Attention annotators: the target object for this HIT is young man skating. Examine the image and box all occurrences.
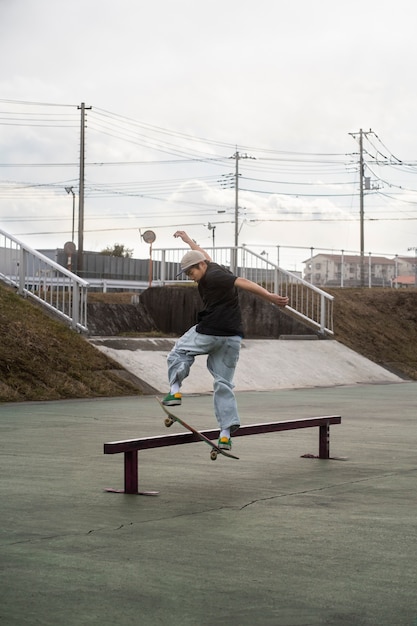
[163,230,289,451]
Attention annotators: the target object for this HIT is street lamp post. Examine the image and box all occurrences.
[207,222,216,248]
[65,187,76,243]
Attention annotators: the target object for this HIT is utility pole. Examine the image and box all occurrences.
[229,151,255,271]
[233,151,240,249]
[349,128,373,286]
[359,129,365,285]
[77,102,91,276]
[408,247,417,287]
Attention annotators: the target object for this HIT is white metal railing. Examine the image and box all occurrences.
[152,246,334,335]
[0,229,88,332]
[0,231,333,335]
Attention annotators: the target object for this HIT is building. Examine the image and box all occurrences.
[396,256,417,282]
[303,253,401,287]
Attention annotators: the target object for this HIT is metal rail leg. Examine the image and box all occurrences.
[105,450,159,495]
[319,423,330,459]
[125,450,139,494]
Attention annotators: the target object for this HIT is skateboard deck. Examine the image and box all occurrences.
[156,398,239,460]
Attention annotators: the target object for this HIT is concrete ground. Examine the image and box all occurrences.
[0,382,416,626]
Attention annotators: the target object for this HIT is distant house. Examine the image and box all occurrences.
[303,253,397,287]
[392,275,416,288]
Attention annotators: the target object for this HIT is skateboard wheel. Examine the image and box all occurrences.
[210,450,218,461]
[164,417,174,427]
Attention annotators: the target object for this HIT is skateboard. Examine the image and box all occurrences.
[156,397,239,461]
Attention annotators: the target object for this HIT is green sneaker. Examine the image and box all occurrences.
[162,392,182,406]
[218,436,232,451]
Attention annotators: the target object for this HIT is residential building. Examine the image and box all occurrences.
[303,253,398,287]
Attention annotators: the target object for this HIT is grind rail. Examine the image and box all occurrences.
[104,415,342,495]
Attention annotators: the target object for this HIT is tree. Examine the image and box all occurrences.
[100,243,133,258]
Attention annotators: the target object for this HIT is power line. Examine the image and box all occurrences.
[1,99,417,244]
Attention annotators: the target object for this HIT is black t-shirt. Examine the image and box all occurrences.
[196,262,244,337]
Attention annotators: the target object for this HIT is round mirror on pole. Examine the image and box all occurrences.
[141,230,156,287]
[64,241,76,272]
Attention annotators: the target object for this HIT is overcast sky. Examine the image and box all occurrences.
[1,0,417,270]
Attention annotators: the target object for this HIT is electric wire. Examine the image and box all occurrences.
[1,99,417,242]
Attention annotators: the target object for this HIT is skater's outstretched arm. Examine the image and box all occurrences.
[173,230,212,262]
[235,277,289,307]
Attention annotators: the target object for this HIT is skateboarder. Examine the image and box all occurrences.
[163,230,289,451]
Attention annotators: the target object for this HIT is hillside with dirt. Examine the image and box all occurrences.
[0,283,416,403]
[0,283,142,402]
[325,287,417,380]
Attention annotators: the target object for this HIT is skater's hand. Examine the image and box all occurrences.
[270,294,289,307]
[174,230,212,262]
[173,230,193,244]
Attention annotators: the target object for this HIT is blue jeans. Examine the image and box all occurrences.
[167,325,242,432]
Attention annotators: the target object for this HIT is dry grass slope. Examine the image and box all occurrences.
[1,284,416,403]
[326,287,417,380]
[0,283,142,402]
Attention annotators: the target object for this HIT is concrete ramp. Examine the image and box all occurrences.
[89,337,404,394]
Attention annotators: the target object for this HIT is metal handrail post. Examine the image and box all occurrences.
[160,250,166,285]
[319,293,326,335]
[18,248,26,296]
[273,267,279,294]
[71,281,80,330]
